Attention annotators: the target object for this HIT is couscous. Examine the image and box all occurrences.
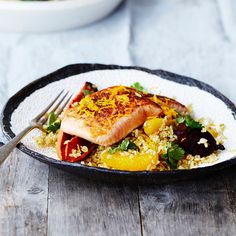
[36,82,225,171]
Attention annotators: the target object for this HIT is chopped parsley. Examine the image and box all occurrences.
[109,139,137,154]
[131,82,145,92]
[162,142,185,169]
[44,112,61,133]
[83,89,93,96]
[176,115,203,129]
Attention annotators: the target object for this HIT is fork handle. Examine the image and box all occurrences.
[0,126,35,165]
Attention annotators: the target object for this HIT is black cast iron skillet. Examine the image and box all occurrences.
[1,64,236,184]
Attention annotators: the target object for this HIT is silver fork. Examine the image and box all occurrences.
[0,90,72,165]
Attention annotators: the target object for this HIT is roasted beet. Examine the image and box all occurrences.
[174,125,224,157]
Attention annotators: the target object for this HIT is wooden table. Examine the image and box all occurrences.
[0,0,236,235]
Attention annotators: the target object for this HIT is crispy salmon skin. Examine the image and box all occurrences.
[61,86,163,146]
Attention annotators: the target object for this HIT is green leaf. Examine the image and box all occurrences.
[167,158,177,169]
[46,121,61,133]
[119,139,130,151]
[176,115,203,129]
[108,148,116,154]
[109,139,137,154]
[161,153,168,160]
[83,90,93,96]
[131,82,145,92]
[185,115,203,129]
[176,116,185,124]
[168,143,185,161]
[128,141,138,150]
[47,112,57,126]
[161,142,185,169]
[45,112,61,133]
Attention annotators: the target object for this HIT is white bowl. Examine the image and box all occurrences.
[0,0,123,32]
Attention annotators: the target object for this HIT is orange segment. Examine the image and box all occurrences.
[100,151,159,171]
[143,117,163,135]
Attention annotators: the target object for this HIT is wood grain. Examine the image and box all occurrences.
[0,150,49,236]
[139,167,236,236]
[0,45,49,236]
[1,1,236,235]
[47,168,141,236]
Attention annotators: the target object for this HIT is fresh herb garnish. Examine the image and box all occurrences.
[47,111,57,126]
[162,142,185,169]
[109,139,137,154]
[83,90,93,96]
[175,116,185,124]
[45,111,61,133]
[131,82,145,92]
[176,115,203,129]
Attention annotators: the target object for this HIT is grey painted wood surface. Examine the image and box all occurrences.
[48,168,141,236]
[139,166,236,236]
[0,0,236,235]
[0,151,49,236]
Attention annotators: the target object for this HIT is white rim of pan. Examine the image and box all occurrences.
[0,0,110,10]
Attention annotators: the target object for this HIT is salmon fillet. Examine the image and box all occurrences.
[61,86,163,146]
[57,82,97,161]
[145,94,188,114]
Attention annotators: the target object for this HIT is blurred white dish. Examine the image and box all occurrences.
[0,0,123,32]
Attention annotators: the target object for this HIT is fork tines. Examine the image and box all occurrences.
[32,90,72,125]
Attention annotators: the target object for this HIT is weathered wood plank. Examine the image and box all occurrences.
[139,167,236,236]
[129,0,236,103]
[0,150,49,236]
[0,41,49,236]
[48,168,141,236]
[223,165,236,224]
